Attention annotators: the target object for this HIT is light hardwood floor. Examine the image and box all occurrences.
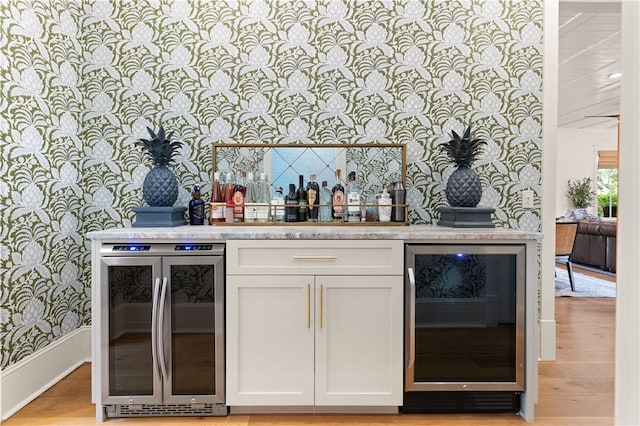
[4,272,615,426]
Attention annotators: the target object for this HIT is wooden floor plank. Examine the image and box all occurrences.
[3,296,615,426]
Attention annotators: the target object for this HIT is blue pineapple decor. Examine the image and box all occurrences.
[439,126,486,207]
[132,125,187,227]
[137,126,182,206]
[437,126,494,228]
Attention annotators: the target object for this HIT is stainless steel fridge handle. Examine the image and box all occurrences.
[407,267,416,371]
[157,276,169,381]
[151,277,161,383]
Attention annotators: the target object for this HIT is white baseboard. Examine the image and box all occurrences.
[539,319,557,361]
[1,326,92,421]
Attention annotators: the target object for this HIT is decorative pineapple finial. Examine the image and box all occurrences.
[136,126,183,167]
[136,125,183,207]
[439,126,486,168]
[439,125,486,208]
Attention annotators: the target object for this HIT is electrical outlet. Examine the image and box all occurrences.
[522,190,534,209]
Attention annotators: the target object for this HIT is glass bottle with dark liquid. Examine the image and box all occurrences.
[285,183,298,222]
[296,174,308,222]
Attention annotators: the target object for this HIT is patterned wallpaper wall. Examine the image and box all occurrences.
[1,1,87,368]
[0,0,542,368]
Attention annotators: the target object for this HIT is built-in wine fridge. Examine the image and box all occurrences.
[403,243,525,413]
[99,243,226,417]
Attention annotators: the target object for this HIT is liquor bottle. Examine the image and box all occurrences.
[306,174,319,222]
[209,172,225,223]
[232,169,246,222]
[346,171,361,222]
[296,174,308,222]
[244,172,257,222]
[256,172,271,222]
[225,199,234,223]
[331,169,345,221]
[285,183,298,222]
[319,180,332,222]
[188,185,205,225]
[222,172,234,204]
[271,186,285,222]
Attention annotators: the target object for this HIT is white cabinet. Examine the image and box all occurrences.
[226,240,403,409]
[314,275,401,406]
[226,275,315,406]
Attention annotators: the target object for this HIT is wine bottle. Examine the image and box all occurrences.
[232,169,246,222]
[222,172,234,204]
[296,174,308,222]
[306,174,319,222]
[331,169,345,221]
[209,172,224,223]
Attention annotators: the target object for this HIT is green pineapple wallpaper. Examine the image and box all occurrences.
[0,0,542,368]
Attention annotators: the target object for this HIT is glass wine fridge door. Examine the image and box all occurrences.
[101,256,163,405]
[405,244,525,392]
[160,256,224,404]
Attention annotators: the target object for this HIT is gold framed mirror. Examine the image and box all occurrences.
[211,143,407,225]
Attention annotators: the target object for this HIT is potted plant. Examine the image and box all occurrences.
[566,177,596,218]
[439,126,486,207]
[136,126,183,206]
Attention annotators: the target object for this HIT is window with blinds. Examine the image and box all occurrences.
[598,150,618,169]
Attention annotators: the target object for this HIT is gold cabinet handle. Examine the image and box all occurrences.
[319,284,324,329]
[307,284,311,329]
[292,255,338,260]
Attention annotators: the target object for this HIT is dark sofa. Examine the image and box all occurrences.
[570,220,617,273]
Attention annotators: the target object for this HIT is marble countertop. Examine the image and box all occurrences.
[87,224,541,241]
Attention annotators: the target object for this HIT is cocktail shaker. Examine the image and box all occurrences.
[389,181,406,222]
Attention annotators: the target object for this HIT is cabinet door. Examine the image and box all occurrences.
[226,275,315,405]
[315,275,403,406]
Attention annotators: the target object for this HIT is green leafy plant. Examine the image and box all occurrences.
[598,193,617,208]
[598,193,617,217]
[567,177,596,209]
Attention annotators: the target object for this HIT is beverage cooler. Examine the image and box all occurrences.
[403,244,525,413]
[99,243,226,417]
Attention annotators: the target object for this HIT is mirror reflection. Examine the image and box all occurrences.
[212,143,406,202]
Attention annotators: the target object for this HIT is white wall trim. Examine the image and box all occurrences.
[539,319,557,361]
[615,1,640,423]
[540,0,559,361]
[1,326,92,422]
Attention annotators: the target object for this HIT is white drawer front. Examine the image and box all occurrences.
[227,240,403,275]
